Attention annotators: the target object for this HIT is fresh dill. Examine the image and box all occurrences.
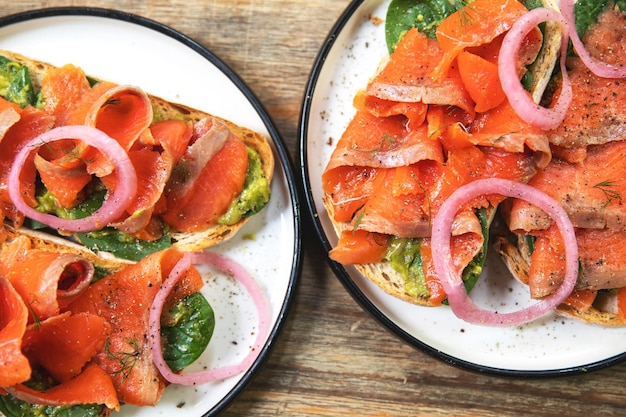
[593,180,622,207]
[34,138,95,164]
[352,209,366,231]
[105,336,143,382]
[27,301,41,328]
[351,133,397,153]
[171,160,192,183]
[454,0,481,28]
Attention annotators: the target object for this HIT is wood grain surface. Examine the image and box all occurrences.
[2,1,626,416]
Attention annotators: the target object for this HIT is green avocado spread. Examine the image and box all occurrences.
[219,146,270,226]
[384,207,489,301]
[0,56,35,108]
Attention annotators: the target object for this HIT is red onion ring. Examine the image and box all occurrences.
[431,178,578,326]
[149,251,271,385]
[498,7,572,130]
[560,0,626,78]
[8,125,137,233]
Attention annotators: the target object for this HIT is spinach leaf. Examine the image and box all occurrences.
[0,396,103,417]
[161,292,215,372]
[461,207,489,293]
[0,56,36,107]
[35,183,172,261]
[521,0,544,11]
[385,0,464,53]
[77,229,171,262]
[574,0,612,38]
[0,368,104,417]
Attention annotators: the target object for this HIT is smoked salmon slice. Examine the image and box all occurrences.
[546,6,626,148]
[508,139,626,233]
[40,64,92,128]
[367,27,474,113]
[0,235,95,322]
[322,165,380,223]
[163,118,248,232]
[67,248,203,406]
[547,59,626,148]
[8,363,119,411]
[469,100,552,169]
[324,104,444,172]
[432,0,530,81]
[22,311,110,383]
[0,277,30,387]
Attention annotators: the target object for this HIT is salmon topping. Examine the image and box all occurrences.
[0,62,254,239]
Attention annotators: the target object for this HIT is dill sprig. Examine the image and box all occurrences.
[351,133,397,154]
[454,0,482,28]
[593,180,622,207]
[105,336,143,382]
[352,209,366,232]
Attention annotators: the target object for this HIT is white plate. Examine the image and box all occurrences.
[301,0,626,375]
[0,7,301,415]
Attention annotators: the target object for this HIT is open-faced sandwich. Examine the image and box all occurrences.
[0,50,274,414]
[0,49,274,259]
[322,0,626,326]
[0,224,270,416]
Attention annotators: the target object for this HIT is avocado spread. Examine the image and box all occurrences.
[384,207,489,300]
[0,56,35,108]
[219,146,270,225]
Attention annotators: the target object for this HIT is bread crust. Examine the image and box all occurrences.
[3,225,132,271]
[324,194,498,307]
[0,49,274,251]
[494,234,624,326]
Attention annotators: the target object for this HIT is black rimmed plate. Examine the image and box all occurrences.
[0,7,301,416]
[300,0,626,376]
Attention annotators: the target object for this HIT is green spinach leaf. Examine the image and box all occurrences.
[385,0,465,53]
[161,292,215,372]
[35,184,172,261]
[0,368,104,417]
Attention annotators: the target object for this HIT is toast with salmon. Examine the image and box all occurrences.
[493,2,626,326]
[0,223,203,415]
[323,0,626,326]
[0,49,274,261]
[322,0,551,309]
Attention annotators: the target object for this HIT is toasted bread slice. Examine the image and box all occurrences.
[3,225,132,272]
[494,233,624,326]
[0,49,274,253]
[324,193,497,307]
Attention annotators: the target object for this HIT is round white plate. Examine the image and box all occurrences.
[300,0,626,376]
[0,7,301,415]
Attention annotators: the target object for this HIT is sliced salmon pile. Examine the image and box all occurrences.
[323,0,626,317]
[0,62,249,237]
[503,5,626,310]
[0,232,202,411]
[323,0,545,272]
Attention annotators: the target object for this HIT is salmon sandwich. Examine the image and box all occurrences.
[0,50,274,414]
[0,50,274,260]
[322,0,626,326]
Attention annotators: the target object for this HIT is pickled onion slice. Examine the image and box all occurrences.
[498,7,572,130]
[149,251,271,385]
[560,0,626,79]
[431,178,578,326]
[8,125,137,232]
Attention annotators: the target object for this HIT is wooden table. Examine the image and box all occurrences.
[2,1,626,416]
